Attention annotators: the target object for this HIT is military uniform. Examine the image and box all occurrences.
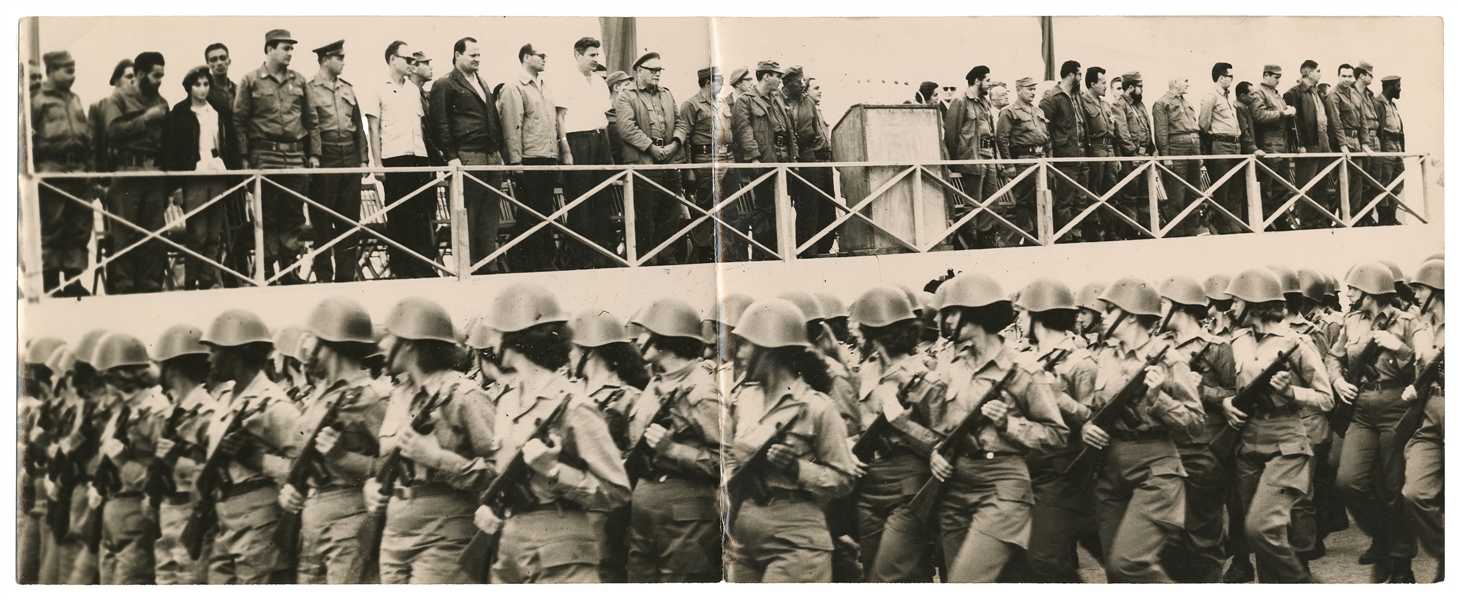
[731,63,798,258]
[153,385,221,585]
[784,76,835,257]
[305,41,368,283]
[586,380,638,582]
[1040,85,1094,240]
[96,387,171,584]
[1330,82,1372,223]
[614,75,687,266]
[30,57,94,293]
[995,82,1049,241]
[1373,78,1405,226]
[1151,89,1202,236]
[679,77,745,262]
[945,91,1002,248]
[1080,88,1120,238]
[1159,330,1236,583]
[1402,315,1443,564]
[99,83,169,294]
[1111,76,1155,234]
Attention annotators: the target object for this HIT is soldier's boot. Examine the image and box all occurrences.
[1359,539,1387,565]
[1370,556,1394,583]
[1222,554,1254,583]
[1386,558,1416,584]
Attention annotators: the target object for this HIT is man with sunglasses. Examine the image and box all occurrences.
[364,41,435,280]
[614,52,688,266]
[498,43,568,273]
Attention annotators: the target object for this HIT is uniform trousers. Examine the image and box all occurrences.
[104,162,168,294]
[457,150,504,274]
[18,482,42,583]
[1003,150,1044,243]
[208,485,285,584]
[1163,443,1227,583]
[99,494,154,584]
[790,155,836,257]
[508,157,560,273]
[309,142,363,283]
[1021,450,1093,582]
[937,455,1032,583]
[1083,141,1119,241]
[855,451,935,582]
[65,481,99,584]
[627,477,721,582]
[491,506,601,583]
[630,161,685,266]
[181,174,232,289]
[252,148,309,282]
[1335,387,1417,560]
[1402,395,1443,560]
[297,488,368,584]
[688,153,743,263]
[562,131,617,269]
[952,167,1004,250]
[1235,415,1312,583]
[1292,148,1336,229]
[36,160,92,292]
[1160,134,1203,237]
[1050,145,1094,241]
[730,497,832,582]
[1094,437,1186,583]
[1374,139,1405,225]
[1204,139,1248,234]
[589,506,630,582]
[155,497,209,584]
[380,155,436,279]
[379,490,476,584]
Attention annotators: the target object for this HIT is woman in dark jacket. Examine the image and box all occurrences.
[159,66,240,289]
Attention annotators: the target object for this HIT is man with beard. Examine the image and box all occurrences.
[944,66,1001,249]
[90,59,134,175]
[99,51,169,294]
[614,52,689,266]
[31,50,93,297]
[1040,61,1093,242]
[784,66,835,257]
[1152,77,1203,237]
[1373,76,1405,224]
[150,324,222,585]
[1110,72,1153,238]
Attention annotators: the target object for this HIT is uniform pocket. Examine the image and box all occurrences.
[1277,441,1312,457]
[993,479,1035,504]
[1148,461,1187,479]
[536,537,600,569]
[670,497,718,522]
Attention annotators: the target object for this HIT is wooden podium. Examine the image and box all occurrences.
[831,104,949,254]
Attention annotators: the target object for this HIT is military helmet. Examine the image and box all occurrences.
[1321,272,1340,299]
[850,286,918,328]
[706,293,755,328]
[1099,277,1162,316]
[1015,278,1077,312]
[154,325,208,362]
[202,310,271,347]
[778,291,826,323]
[1345,261,1397,296]
[632,297,707,341]
[74,328,111,365]
[25,337,67,366]
[1203,273,1233,302]
[92,332,152,371]
[916,291,937,313]
[306,297,374,344]
[1225,268,1285,304]
[935,273,1006,310]
[46,347,77,375]
[1265,264,1301,295]
[1159,275,1208,307]
[1378,260,1407,284]
[272,325,307,360]
[571,309,631,348]
[479,282,567,333]
[1297,268,1329,303]
[734,299,810,348]
[1075,281,1108,312]
[815,293,849,319]
[1411,259,1444,291]
[384,297,456,343]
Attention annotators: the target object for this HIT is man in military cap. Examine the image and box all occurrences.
[945,65,1001,249]
[733,60,797,259]
[783,65,835,257]
[1110,71,1153,238]
[1040,61,1094,241]
[430,37,507,275]
[604,70,631,164]
[1373,75,1405,225]
[1152,76,1203,237]
[88,59,134,175]
[615,51,688,265]
[996,77,1049,244]
[1357,63,1397,226]
[31,50,93,297]
[305,40,368,283]
[1249,64,1298,230]
[234,29,320,285]
[99,50,171,294]
[408,51,443,165]
[680,66,743,263]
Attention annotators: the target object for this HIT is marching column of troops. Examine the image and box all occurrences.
[29,29,840,297]
[19,252,1444,584]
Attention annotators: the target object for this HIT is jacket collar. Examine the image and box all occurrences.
[451,68,489,102]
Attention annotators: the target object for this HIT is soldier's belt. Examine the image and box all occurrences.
[1251,404,1301,420]
[1010,144,1045,157]
[509,499,582,516]
[1358,379,1405,393]
[252,139,303,153]
[113,153,158,168]
[755,488,815,506]
[1209,133,1239,143]
[392,482,458,500]
[957,447,1023,460]
[1108,429,1170,442]
[219,478,276,501]
[691,144,728,156]
[980,137,996,150]
[773,132,790,147]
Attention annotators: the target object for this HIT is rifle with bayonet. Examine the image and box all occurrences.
[905,367,1019,523]
[1062,343,1172,489]
[1207,346,1297,458]
[1330,312,1394,436]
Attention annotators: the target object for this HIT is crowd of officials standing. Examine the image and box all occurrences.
[19,252,1445,584]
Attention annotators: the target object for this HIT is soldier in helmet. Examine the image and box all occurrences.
[19,337,67,583]
[61,328,116,584]
[780,291,861,435]
[150,324,222,585]
[469,283,630,583]
[1074,281,1108,349]
[928,273,1066,582]
[623,298,724,582]
[1155,276,1237,583]
[726,298,855,582]
[1080,277,1203,583]
[1010,278,1099,582]
[1203,274,1235,337]
[848,286,947,582]
[1219,268,1333,583]
[275,297,387,583]
[271,325,311,403]
[705,293,755,400]
[1401,258,1443,583]
[365,297,495,583]
[196,309,302,583]
[1327,262,1420,583]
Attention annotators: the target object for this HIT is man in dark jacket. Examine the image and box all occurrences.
[732,60,797,259]
[1282,60,1339,229]
[1040,60,1094,241]
[614,51,688,266]
[430,37,507,274]
[100,51,170,294]
[160,66,241,290]
[943,65,1000,249]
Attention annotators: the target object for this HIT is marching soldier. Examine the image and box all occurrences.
[732,60,798,257]
[705,293,756,397]
[1401,258,1443,583]
[62,329,115,584]
[1074,281,1108,349]
[31,50,93,297]
[995,78,1049,244]
[151,325,222,585]
[944,66,1001,249]
[305,40,369,283]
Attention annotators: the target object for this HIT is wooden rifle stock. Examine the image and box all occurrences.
[726,412,803,514]
[624,389,684,486]
[905,367,1019,523]
[181,402,263,561]
[1061,344,1171,489]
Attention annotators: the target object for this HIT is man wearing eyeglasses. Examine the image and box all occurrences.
[614,52,688,266]
[498,43,568,272]
[1200,62,1245,235]
[364,41,434,279]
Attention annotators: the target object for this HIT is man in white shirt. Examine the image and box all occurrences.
[364,41,435,279]
[1199,62,1244,234]
[557,37,617,269]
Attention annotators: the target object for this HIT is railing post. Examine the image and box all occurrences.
[1338,154,1352,225]
[450,165,470,280]
[1245,157,1263,233]
[20,174,45,301]
[623,169,637,266]
[253,174,267,286]
[1035,161,1053,246]
[776,166,796,261]
[1147,159,1161,237]
[911,166,926,249]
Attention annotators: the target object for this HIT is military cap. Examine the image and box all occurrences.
[605,70,630,90]
[697,66,720,81]
[1357,61,1374,73]
[729,67,751,86]
[1015,77,1037,88]
[411,51,431,64]
[265,29,297,45]
[42,51,74,70]
[785,65,805,80]
[633,52,660,70]
[1382,75,1401,84]
[756,60,786,74]
[1263,64,1282,75]
[313,40,344,58]
[1121,71,1141,85]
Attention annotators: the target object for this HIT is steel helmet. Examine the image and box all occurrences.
[272,325,307,360]
[916,291,937,313]
[1345,262,1397,296]
[1411,259,1444,291]
[1225,268,1285,304]
[734,299,810,348]
[1075,281,1107,312]
[92,332,152,372]
[850,286,918,328]
[1016,278,1077,312]
[74,328,111,365]
[1321,272,1340,300]
[202,309,271,347]
[480,282,568,333]
[1378,260,1407,284]
[1203,273,1233,302]
[632,297,707,341]
[1099,277,1162,316]
[778,291,827,323]
[1265,264,1301,295]
[154,325,208,362]
[25,337,67,366]
[1159,275,1208,307]
[384,297,457,343]
[306,297,374,344]
[707,293,755,328]
[571,309,631,348]
[46,347,77,375]
[1297,268,1329,303]
[935,273,1006,310]
[816,293,849,319]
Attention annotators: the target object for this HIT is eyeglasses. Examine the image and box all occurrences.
[640,66,664,74]
[394,55,416,65]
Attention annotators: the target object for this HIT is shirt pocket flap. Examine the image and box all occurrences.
[993,480,1035,504]
[342,88,358,107]
[536,537,601,569]
[750,102,767,118]
[1277,441,1312,457]
[670,497,718,522]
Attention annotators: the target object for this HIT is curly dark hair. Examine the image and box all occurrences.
[943,301,1016,337]
[646,333,705,362]
[857,319,921,358]
[1243,300,1287,325]
[595,341,651,390]
[761,346,833,394]
[502,322,573,371]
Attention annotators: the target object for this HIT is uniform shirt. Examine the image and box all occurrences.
[30,80,92,160]
[1079,89,1116,144]
[1329,82,1368,150]
[1375,94,1404,147]
[1199,85,1241,138]
[233,65,320,159]
[289,372,386,489]
[627,361,723,482]
[307,72,366,150]
[208,75,237,117]
[1021,336,1098,427]
[784,92,827,159]
[995,99,1050,159]
[678,86,730,159]
[492,374,629,512]
[497,67,560,163]
[363,76,427,160]
[378,369,495,493]
[732,87,797,163]
[1089,334,1204,437]
[101,86,168,159]
[1358,86,1381,145]
[171,384,223,487]
[939,342,1068,455]
[614,82,686,162]
[727,377,854,502]
[1324,306,1418,385]
[587,380,638,453]
[1111,95,1153,156]
[1229,326,1334,414]
[557,68,610,133]
[1039,85,1087,153]
[1414,314,1443,395]
[857,354,948,457]
[1250,82,1291,151]
[945,92,997,162]
[100,387,171,493]
[1152,90,1199,154]
[1172,329,1237,445]
[88,91,123,170]
[203,372,302,488]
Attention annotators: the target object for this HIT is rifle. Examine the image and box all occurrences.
[1330,312,1393,436]
[851,372,930,465]
[44,402,86,542]
[624,389,684,486]
[457,397,573,578]
[1207,346,1296,458]
[86,404,132,553]
[905,368,1019,523]
[350,390,447,583]
[272,391,351,574]
[143,404,193,540]
[725,411,803,517]
[180,401,265,561]
[1061,343,1173,489]
[1385,348,1444,474]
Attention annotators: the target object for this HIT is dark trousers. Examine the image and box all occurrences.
[1112,154,1152,239]
[1205,139,1248,234]
[310,142,362,282]
[1160,135,1203,237]
[382,155,436,279]
[509,157,559,273]
[1335,388,1417,560]
[744,167,781,260]
[790,156,836,257]
[715,166,751,262]
[181,174,232,289]
[687,155,738,264]
[458,150,504,274]
[1161,443,1227,583]
[631,163,684,266]
[1002,150,1044,244]
[626,478,720,582]
[1019,452,1093,582]
[856,453,935,582]
[563,131,618,269]
[36,162,92,294]
[1374,140,1405,225]
[1050,145,1094,241]
[252,148,309,283]
[1081,142,1119,242]
[1293,150,1337,229]
[104,163,168,294]
[951,168,1003,250]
